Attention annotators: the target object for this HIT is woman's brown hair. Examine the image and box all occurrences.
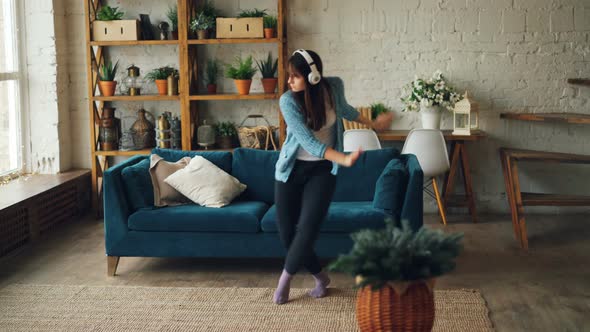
[288,50,334,131]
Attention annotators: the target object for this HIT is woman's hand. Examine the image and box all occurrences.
[372,112,394,131]
[342,148,363,167]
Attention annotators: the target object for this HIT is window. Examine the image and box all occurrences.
[0,0,24,176]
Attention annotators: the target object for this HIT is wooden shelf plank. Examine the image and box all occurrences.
[377,130,486,141]
[567,78,590,86]
[500,112,590,125]
[94,149,151,156]
[499,148,590,164]
[189,93,279,101]
[521,193,590,206]
[188,38,282,45]
[93,95,180,102]
[89,40,179,46]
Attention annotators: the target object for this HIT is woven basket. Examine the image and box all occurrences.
[237,114,277,150]
[356,278,436,332]
[343,107,372,130]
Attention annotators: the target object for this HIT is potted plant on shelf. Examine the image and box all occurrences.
[256,52,278,94]
[204,58,220,94]
[263,15,277,39]
[167,5,178,39]
[190,12,215,39]
[370,102,391,120]
[329,219,463,332]
[145,66,177,95]
[238,8,268,17]
[401,70,461,129]
[225,55,258,95]
[214,121,238,149]
[98,60,119,97]
[93,6,140,42]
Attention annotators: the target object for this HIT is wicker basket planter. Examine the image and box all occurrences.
[356,277,436,332]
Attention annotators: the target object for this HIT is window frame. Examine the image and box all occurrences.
[0,0,29,177]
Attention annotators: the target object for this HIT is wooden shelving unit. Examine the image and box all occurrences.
[84,0,288,213]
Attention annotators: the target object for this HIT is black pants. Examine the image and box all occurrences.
[274,159,337,275]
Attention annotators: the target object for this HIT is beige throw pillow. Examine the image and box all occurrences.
[164,156,247,208]
[149,154,191,207]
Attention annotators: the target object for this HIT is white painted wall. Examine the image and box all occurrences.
[59,0,589,213]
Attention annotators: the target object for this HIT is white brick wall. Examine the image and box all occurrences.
[60,0,590,213]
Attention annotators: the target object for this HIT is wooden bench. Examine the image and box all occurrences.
[499,148,590,249]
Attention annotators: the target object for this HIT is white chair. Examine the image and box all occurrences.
[401,129,450,225]
[343,129,382,152]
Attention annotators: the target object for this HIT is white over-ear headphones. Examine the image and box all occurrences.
[293,49,322,85]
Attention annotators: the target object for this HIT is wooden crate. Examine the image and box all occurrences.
[216,18,263,38]
[92,20,140,41]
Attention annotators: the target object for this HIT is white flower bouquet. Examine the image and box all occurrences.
[401,70,461,112]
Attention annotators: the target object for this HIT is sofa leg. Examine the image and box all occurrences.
[107,256,120,276]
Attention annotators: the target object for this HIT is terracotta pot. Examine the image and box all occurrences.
[98,80,117,97]
[197,29,209,39]
[356,278,436,332]
[171,30,178,40]
[264,28,275,39]
[207,84,217,94]
[217,136,234,150]
[234,79,252,95]
[261,78,278,94]
[155,79,168,95]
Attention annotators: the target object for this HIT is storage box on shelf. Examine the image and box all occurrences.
[92,20,140,41]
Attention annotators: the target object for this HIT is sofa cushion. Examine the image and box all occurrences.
[373,158,409,214]
[333,148,400,202]
[151,148,232,174]
[260,202,388,233]
[128,201,269,233]
[120,158,153,210]
[149,154,192,207]
[231,148,280,204]
[165,156,247,208]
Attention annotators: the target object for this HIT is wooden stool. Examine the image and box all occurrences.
[499,148,590,249]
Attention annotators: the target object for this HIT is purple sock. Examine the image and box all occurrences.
[273,269,292,304]
[309,270,331,298]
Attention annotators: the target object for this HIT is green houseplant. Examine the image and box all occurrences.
[263,15,277,38]
[256,52,278,94]
[370,102,391,120]
[237,8,268,17]
[225,55,258,95]
[145,66,177,95]
[214,121,238,149]
[190,12,215,39]
[167,5,178,39]
[329,219,463,332]
[204,58,220,94]
[96,6,124,21]
[98,60,119,96]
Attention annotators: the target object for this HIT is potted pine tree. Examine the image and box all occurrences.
[204,58,220,94]
[256,52,278,94]
[329,219,463,332]
[146,66,177,95]
[263,15,277,39]
[98,60,119,97]
[225,55,258,95]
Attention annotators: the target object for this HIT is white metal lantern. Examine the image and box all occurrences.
[453,92,479,135]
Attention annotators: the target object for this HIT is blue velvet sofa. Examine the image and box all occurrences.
[103,147,423,276]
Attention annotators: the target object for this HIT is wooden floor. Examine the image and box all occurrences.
[1,214,589,331]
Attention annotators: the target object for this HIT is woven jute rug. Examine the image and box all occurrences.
[0,284,493,331]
